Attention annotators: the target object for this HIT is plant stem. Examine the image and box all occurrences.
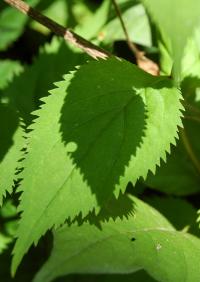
[111,0,141,58]
[111,0,159,76]
[3,0,111,59]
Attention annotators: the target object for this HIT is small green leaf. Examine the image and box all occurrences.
[141,0,200,80]
[74,0,110,40]
[181,36,200,80]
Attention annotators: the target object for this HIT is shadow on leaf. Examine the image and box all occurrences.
[71,192,135,229]
[60,60,147,205]
[60,58,175,206]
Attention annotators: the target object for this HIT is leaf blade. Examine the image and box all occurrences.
[34,196,200,282]
[12,58,183,274]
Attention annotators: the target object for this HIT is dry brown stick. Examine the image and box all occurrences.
[111,0,159,76]
[4,0,111,59]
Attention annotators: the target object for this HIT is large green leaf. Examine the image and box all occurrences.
[34,195,200,282]
[141,0,200,80]
[60,58,182,200]
[0,104,24,205]
[11,58,182,274]
[159,28,200,78]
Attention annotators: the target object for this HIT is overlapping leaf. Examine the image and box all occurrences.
[11,58,182,274]
[34,195,200,282]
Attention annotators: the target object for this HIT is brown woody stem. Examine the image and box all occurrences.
[4,0,111,59]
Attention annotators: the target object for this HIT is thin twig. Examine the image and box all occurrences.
[111,0,141,57]
[111,0,159,76]
[4,0,111,60]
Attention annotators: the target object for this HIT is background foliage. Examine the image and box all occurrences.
[1,0,200,281]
